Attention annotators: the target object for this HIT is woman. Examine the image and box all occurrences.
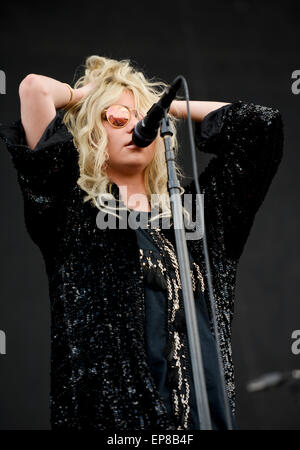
[0,55,284,430]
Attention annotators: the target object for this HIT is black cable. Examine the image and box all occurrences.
[173,75,233,430]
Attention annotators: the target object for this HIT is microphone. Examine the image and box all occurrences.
[132,76,182,148]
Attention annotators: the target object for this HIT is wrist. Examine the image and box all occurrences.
[71,87,84,105]
[61,85,85,110]
[169,100,185,118]
[60,83,74,110]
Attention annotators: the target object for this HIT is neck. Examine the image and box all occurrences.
[107,170,150,212]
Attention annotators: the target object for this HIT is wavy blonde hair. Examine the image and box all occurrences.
[62,55,188,223]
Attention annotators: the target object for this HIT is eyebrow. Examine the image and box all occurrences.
[120,105,137,110]
[103,104,137,112]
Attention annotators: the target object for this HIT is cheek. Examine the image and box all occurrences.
[105,131,122,157]
[148,141,158,159]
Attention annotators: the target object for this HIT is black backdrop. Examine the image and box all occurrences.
[0,0,299,430]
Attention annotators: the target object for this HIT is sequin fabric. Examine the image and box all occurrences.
[0,101,284,429]
[138,223,206,430]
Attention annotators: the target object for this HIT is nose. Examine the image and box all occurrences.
[127,112,139,133]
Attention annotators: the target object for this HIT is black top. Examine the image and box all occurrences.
[133,208,236,429]
[0,101,283,429]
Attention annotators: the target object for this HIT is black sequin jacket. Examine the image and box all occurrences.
[0,100,284,430]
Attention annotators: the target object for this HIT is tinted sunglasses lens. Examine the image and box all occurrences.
[106,105,130,127]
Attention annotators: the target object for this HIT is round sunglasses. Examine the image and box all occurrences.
[102,104,143,128]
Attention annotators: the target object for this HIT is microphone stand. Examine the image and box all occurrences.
[160,109,212,430]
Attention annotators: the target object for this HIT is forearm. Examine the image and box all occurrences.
[19,74,82,110]
[169,100,231,122]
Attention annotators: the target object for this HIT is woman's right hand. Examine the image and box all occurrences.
[72,80,97,105]
[19,75,97,149]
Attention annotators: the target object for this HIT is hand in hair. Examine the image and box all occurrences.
[72,80,97,106]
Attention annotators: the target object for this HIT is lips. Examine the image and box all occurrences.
[125,139,140,149]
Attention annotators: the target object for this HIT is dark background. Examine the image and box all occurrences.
[0,0,299,430]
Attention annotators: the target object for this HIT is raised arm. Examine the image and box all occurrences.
[0,75,94,254]
[169,100,231,122]
[18,74,94,150]
[185,100,284,261]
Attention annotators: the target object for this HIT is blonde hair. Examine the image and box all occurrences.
[62,55,188,223]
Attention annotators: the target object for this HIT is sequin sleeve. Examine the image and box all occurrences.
[193,100,284,260]
[0,110,79,253]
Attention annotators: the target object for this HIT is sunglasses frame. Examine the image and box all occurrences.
[102,104,142,128]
